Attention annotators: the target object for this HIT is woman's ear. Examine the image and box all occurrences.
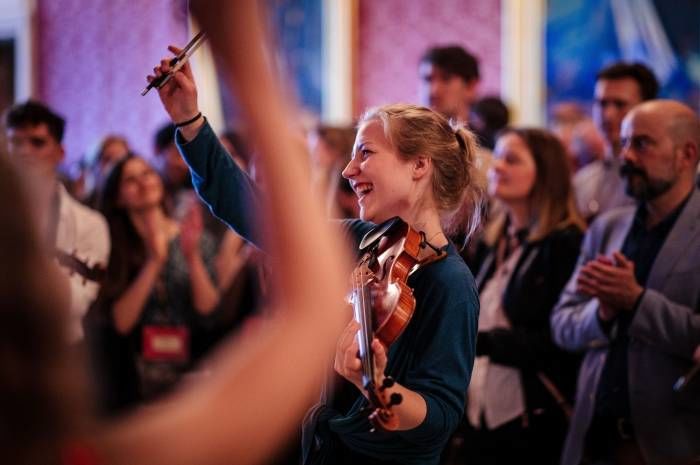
[412,156,431,180]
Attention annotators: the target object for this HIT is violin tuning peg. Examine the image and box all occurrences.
[389,392,403,407]
[381,376,395,390]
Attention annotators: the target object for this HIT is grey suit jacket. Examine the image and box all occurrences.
[551,187,700,465]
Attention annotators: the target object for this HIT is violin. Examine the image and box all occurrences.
[55,249,106,284]
[349,216,443,431]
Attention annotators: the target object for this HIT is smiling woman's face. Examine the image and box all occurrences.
[117,158,164,211]
[341,120,416,224]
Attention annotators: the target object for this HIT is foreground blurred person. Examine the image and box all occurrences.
[154,3,484,464]
[552,100,700,465]
[0,4,350,465]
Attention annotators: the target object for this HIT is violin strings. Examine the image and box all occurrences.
[358,262,374,389]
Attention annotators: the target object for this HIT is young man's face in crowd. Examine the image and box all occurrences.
[593,78,643,153]
[418,62,475,121]
[6,123,64,174]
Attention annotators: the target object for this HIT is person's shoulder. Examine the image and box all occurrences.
[60,186,108,232]
[587,204,637,243]
[439,247,475,279]
[416,247,478,301]
[590,204,636,233]
[573,159,605,186]
[541,223,585,247]
[683,186,700,223]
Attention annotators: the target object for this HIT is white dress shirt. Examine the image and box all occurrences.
[54,184,110,342]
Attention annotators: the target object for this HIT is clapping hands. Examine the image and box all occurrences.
[576,252,644,320]
[179,196,204,262]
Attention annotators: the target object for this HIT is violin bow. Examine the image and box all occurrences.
[141,31,207,96]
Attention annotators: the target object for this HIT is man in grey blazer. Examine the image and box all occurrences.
[552,100,700,465]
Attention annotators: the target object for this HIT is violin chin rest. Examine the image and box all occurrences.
[359,216,405,251]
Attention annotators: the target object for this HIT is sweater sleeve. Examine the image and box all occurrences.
[399,286,479,446]
[551,225,610,352]
[176,121,263,247]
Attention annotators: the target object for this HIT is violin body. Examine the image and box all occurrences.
[362,219,422,347]
[350,217,425,431]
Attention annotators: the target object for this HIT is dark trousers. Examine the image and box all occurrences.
[442,410,566,465]
[583,416,646,465]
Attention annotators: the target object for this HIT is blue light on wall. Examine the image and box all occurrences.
[546,0,700,116]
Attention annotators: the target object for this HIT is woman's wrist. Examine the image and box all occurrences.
[146,254,167,267]
[175,112,203,128]
[178,113,206,142]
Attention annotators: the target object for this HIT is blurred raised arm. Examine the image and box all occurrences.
[100,3,350,465]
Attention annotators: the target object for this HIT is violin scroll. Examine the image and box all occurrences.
[367,376,403,432]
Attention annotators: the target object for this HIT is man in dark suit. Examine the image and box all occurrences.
[552,100,700,465]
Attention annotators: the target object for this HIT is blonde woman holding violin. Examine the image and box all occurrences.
[150,4,483,465]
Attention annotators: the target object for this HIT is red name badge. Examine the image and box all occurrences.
[142,325,190,363]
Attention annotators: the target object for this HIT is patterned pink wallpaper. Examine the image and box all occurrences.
[37,0,501,164]
[37,0,187,165]
[357,0,501,113]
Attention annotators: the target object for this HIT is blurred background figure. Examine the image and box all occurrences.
[469,96,510,151]
[74,134,132,207]
[307,123,359,218]
[573,62,659,222]
[552,99,700,465]
[219,128,252,171]
[550,102,605,173]
[567,119,605,172]
[451,128,584,465]
[419,44,480,125]
[3,100,110,344]
[89,155,220,414]
[153,122,191,213]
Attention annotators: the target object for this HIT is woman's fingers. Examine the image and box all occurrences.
[334,320,358,373]
[343,338,361,372]
[372,339,387,375]
[168,45,183,55]
[160,57,172,74]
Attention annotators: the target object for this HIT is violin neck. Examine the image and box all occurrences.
[353,281,376,390]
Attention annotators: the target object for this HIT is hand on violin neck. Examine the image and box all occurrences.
[334,320,388,392]
[335,319,428,431]
[370,339,388,385]
[334,320,361,388]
